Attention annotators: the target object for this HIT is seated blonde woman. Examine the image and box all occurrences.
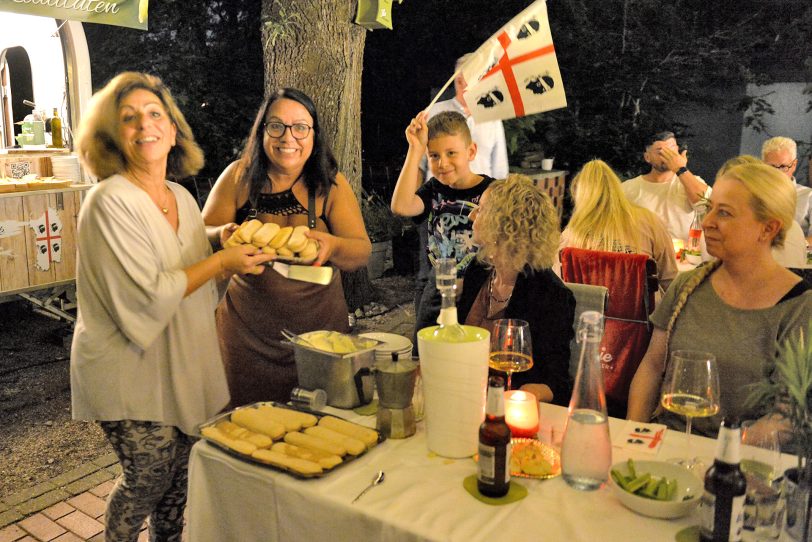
[718,155,807,268]
[627,161,811,437]
[457,174,575,405]
[560,159,678,292]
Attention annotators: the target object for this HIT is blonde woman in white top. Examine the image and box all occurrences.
[72,72,272,541]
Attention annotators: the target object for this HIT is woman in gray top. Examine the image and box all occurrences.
[627,160,811,437]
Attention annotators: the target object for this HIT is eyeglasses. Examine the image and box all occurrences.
[769,160,796,172]
[264,122,312,140]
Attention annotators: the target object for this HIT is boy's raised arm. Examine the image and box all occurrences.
[391,112,429,217]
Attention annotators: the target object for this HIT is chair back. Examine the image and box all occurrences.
[564,282,608,380]
[560,247,658,417]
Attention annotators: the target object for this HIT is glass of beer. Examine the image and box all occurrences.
[660,350,720,471]
[488,319,533,390]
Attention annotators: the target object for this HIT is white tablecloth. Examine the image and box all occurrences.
[186,404,791,542]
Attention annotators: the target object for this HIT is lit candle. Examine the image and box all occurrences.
[504,390,540,438]
[672,238,684,255]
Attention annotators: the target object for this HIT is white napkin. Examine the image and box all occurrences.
[612,421,667,455]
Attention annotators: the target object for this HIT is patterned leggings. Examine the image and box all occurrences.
[100,421,195,542]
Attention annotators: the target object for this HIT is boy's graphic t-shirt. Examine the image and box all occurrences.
[415,176,493,276]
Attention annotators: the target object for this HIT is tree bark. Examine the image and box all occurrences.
[261,0,375,312]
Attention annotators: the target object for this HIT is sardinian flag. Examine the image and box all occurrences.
[461,0,566,123]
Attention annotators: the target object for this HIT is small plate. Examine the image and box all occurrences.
[608,460,702,519]
[474,438,561,480]
[510,438,561,480]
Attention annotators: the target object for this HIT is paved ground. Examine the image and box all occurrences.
[0,304,415,542]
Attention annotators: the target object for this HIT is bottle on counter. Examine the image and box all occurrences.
[477,374,511,497]
[699,418,747,542]
[561,310,611,491]
[50,108,63,148]
[685,208,704,265]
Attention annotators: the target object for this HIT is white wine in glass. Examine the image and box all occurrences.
[488,319,533,389]
[660,350,720,471]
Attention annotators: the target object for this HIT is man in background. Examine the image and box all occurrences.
[622,131,710,243]
[762,136,812,243]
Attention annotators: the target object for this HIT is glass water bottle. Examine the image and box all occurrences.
[561,310,612,490]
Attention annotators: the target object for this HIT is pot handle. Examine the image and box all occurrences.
[354,367,373,404]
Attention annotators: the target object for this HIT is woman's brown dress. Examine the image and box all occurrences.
[216,186,349,406]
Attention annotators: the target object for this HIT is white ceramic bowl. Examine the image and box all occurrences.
[608,460,702,519]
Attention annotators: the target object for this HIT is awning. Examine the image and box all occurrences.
[0,0,148,30]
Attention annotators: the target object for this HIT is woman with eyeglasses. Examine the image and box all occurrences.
[203,88,371,406]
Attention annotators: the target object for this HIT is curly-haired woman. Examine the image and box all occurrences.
[71,72,272,541]
[628,161,811,436]
[561,159,678,291]
[457,174,575,405]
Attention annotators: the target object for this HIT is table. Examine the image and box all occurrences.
[189,404,784,542]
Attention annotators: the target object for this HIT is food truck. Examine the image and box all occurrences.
[0,10,94,320]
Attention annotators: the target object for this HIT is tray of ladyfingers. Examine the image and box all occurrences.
[198,402,383,478]
[224,219,319,265]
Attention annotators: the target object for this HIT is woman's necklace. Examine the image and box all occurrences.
[488,271,514,304]
[126,173,171,214]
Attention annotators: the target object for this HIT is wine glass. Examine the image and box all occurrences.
[740,421,783,539]
[660,350,720,471]
[488,319,533,389]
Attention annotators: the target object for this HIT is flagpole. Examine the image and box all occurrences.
[424,71,459,113]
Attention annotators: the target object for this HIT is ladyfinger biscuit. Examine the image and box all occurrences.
[261,246,277,257]
[318,416,379,448]
[298,239,319,260]
[230,408,286,440]
[304,425,365,456]
[257,405,318,430]
[251,448,323,475]
[271,442,343,469]
[276,246,294,258]
[251,222,281,247]
[234,219,263,243]
[216,420,273,449]
[201,426,258,455]
[268,226,294,249]
[223,234,243,248]
[286,225,309,253]
[284,431,346,457]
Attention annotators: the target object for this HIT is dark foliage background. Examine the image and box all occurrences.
[84,0,811,187]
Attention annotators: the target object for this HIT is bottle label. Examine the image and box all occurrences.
[715,427,741,465]
[477,442,511,484]
[486,387,505,417]
[699,491,745,541]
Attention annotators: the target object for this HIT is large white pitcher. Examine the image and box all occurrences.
[418,325,490,458]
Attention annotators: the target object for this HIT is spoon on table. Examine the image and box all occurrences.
[352,470,385,504]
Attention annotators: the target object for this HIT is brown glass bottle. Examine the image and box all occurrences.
[699,418,747,542]
[477,375,511,497]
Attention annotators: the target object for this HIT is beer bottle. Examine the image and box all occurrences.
[477,375,511,497]
[699,418,747,541]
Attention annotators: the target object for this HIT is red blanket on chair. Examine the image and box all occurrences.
[560,247,654,408]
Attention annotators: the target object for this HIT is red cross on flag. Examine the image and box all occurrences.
[461,0,566,123]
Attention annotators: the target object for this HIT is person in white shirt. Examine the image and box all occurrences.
[72,72,272,541]
[761,136,812,244]
[622,131,710,243]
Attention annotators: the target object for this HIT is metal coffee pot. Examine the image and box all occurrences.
[374,353,418,439]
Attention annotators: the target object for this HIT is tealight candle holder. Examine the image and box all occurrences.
[504,390,540,439]
[672,238,684,256]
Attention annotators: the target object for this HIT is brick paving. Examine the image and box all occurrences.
[0,305,415,541]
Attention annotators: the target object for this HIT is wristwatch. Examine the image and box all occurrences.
[676,166,689,176]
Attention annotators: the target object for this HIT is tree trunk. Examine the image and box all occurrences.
[261,0,375,312]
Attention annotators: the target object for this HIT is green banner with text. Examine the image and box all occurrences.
[0,0,148,30]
